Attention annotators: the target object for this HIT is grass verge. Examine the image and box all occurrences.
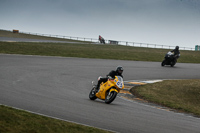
[0,105,112,133]
[0,42,200,63]
[130,79,200,117]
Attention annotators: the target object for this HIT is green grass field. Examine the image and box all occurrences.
[0,105,112,133]
[0,42,200,63]
[130,79,200,117]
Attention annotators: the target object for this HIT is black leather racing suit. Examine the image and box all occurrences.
[171,49,180,61]
[96,70,123,90]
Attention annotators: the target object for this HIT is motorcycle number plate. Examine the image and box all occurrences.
[117,81,122,88]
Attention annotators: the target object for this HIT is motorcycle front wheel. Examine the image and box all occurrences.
[89,87,97,100]
[105,91,117,104]
[161,60,166,66]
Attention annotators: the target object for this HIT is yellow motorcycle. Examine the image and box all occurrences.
[89,76,124,104]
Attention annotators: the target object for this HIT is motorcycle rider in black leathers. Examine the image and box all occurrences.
[171,46,180,61]
[95,66,123,91]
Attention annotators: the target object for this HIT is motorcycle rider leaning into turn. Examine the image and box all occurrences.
[171,46,180,61]
[95,66,124,92]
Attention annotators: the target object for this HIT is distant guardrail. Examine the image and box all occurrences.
[117,41,195,51]
[0,29,195,51]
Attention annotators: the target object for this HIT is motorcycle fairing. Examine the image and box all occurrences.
[95,76,124,100]
[96,80,115,100]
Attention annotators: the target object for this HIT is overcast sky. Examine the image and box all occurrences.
[0,0,200,48]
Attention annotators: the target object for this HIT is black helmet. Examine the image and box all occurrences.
[175,46,179,50]
[116,66,123,74]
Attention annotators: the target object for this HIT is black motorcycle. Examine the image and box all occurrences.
[161,51,179,67]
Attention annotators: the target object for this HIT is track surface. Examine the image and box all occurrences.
[0,37,86,43]
[0,54,200,133]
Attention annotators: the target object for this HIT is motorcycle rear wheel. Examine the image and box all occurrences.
[170,61,175,67]
[105,91,117,104]
[89,87,97,100]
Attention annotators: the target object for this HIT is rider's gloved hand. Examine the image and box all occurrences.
[108,76,113,79]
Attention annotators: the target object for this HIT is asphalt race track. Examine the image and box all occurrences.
[0,37,87,43]
[0,54,200,133]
